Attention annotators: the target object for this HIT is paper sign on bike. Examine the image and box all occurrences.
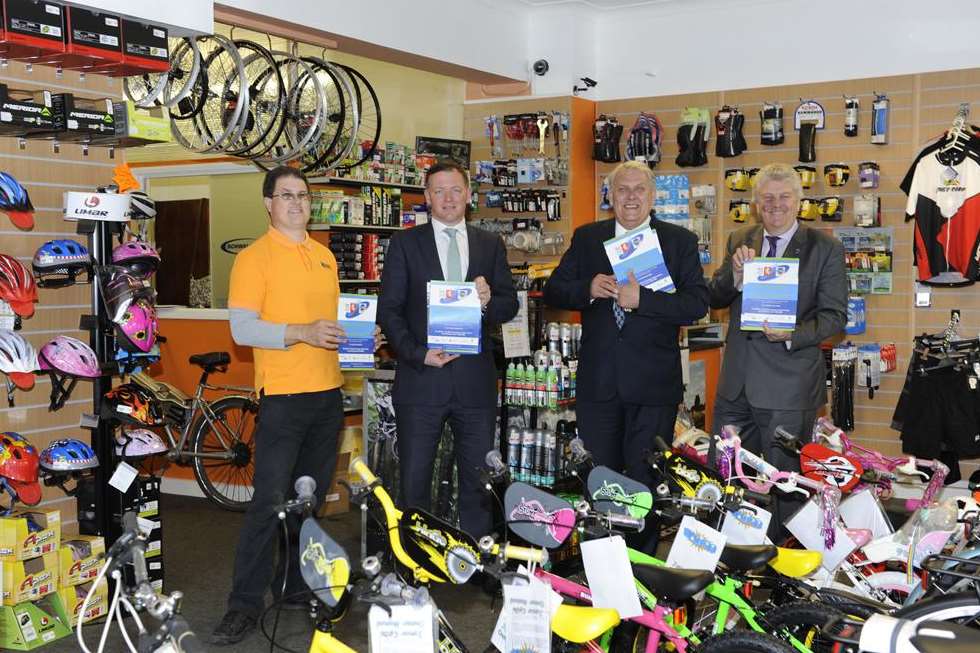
[581,535,642,619]
[491,569,561,653]
[785,497,859,571]
[603,225,676,293]
[368,602,436,653]
[839,488,893,539]
[741,258,799,331]
[666,515,727,572]
[721,504,772,546]
[337,293,378,370]
[427,281,482,354]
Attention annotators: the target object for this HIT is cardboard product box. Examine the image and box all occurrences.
[57,578,107,627]
[0,510,60,562]
[57,536,104,588]
[147,557,164,594]
[1,0,66,62]
[49,93,115,142]
[0,592,71,650]
[47,6,122,71]
[318,470,350,517]
[0,84,57,136]
[138,476,160,519]
[92,101,171,147]
[1,552,59,606]
[118,18,168,74]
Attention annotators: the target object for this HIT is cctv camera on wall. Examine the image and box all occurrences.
[532,59,550,76]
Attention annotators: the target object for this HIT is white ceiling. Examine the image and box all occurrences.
[511,0,692,8]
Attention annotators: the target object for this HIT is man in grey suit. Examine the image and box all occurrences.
[708,162,847,538]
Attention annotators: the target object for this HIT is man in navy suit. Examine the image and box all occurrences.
[378,160,518,536]
[544,161,709,546]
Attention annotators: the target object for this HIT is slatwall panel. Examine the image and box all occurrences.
[596,68,980,481]
[0,62,122,533]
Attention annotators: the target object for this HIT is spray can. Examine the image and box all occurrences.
[572,324,582,356]
[560,323,573,358]
[506,428,522,479]
[546,322,560,352]
[547,365,559,410]
[533,429,546,486]
[519,429,536,483]
[505,361,516,404]
[536,363,547,408]
[522,361,535,406]
[544,433,556,487]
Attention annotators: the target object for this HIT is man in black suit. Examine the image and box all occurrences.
[378,160,518,536]
[544,161,709,544]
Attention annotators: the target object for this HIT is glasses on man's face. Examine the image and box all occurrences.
[271,191,311,203]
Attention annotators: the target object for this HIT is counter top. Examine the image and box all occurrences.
[156,306,230,321]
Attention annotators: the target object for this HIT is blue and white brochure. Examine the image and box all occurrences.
[741,258,800,331]
[337,294,378,369]
[427,281,481,354]
[603,225,675,293]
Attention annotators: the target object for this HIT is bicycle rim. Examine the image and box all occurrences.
[124,69,168,108]
[191,396,257,511]
[294,56,346,172]
[161,37,202,108]
[306,60,358,173]
[333,62,382,171]
[253,52,326,165]
[224,41,285,157]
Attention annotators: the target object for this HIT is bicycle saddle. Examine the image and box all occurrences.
[551,604,620,643]
[631,563,713,603]
[189,351,230,370]
[719,543,777,572]
[912,620,980,653]
[768,547,821,578]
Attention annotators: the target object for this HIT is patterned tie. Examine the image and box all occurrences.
[613,300,626,330]
[445,227,462,281]
[765,235,780,257]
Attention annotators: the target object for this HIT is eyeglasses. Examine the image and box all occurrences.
[271,192,311,203]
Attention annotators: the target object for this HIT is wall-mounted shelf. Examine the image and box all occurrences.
[309,176,426,192]
[339,279,381,284]
[309,223,404,232]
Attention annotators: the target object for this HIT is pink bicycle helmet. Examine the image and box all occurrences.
[111,241,160,279]
[115,299,157,353]
[100,266,155,323]
[115,428,167,458]
[38,336,101,378]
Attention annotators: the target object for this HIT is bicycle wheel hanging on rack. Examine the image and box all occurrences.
[302,59,359,173]
[293,56,349,173]
[332,62,382,171]
[159,36,202,109]
[223,40,286,158]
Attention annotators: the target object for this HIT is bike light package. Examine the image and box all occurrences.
[0,83,57,136]
[50,93,115,142]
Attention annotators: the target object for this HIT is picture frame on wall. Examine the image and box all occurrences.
[415,136,471,169]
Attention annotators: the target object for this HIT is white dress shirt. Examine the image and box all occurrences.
[615,216,651,238]
[431,216,470,280]
[762,220,800,258]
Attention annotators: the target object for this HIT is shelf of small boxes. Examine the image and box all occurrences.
[0,508,109,650]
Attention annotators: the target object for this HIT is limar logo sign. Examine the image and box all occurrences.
[220,238,254,255]
[84,196,100,208]
[617,234,644,259]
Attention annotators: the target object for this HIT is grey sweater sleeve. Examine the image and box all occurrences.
[229,308,287,350]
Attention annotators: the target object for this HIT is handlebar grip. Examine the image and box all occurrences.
[168,616,203,653]
[500,544,549,566]
[350,456,377,484]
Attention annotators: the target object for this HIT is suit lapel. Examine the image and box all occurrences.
[750,224,765,255]
[599,218,617,273]
[464,224,480,281]
[784,223,808,259]
[418,222,444,281]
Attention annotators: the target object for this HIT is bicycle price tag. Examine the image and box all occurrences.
[581,535,642,618]
[666,515,727,572]
[840,488,893,539]
[108,461,138,493]
[785,496,858,571]
[721,504,772,545]
[503,574,553,653]
[491,568,561,652]
[368,602,436,653]
[79,413,99,429]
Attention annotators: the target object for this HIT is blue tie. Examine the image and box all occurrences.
[613,300,626,330]
[765,235,780,257]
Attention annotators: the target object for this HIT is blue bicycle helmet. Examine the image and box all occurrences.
[33,239,92,288]
[39,438,99,473]
[0,172,34,230]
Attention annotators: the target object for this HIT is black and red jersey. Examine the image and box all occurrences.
[904,153,980,284]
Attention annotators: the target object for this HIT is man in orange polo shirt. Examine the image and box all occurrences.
[212,166,368,645]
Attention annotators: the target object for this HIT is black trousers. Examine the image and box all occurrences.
[227,388,343,618]
[713,390,815,542]
[395,398,497,537]
[576,397,677,553]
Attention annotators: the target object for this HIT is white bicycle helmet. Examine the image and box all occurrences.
[128,191,156,220]
[0,329,38,389]
[115,428,168,458]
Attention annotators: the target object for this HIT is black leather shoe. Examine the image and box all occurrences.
[210,610,256,645]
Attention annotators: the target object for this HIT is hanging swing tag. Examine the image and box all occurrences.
[914,282,931,307]
[367,602,436,653]
[794,100,825,130]
[109,461,139,493]
[79,413,99,429]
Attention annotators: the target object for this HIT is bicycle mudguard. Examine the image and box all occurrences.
[299,517,349,608]
[800,443,864,492]
[588,465,652,519]
[398,507,480,584]
[504,481,576,549]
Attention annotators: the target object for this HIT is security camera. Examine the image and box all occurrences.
[532,59,550,76]
[580,77,598,88]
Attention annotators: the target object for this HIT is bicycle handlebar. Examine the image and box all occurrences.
[167,616,203,653]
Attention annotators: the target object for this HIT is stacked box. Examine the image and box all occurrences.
[1,552,58,605]
[0,592,71,650]
[57,535,104,588]
[329,232,365,280]
[57,578,108,627]
[360,186,401,227]
[116,476,163,594]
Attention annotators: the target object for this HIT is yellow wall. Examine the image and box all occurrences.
[208,173,270,308]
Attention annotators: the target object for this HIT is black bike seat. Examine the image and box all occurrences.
[912,621,980,653]
[189,352,230,369]
[719,544,777,572]
[631,563,713,603]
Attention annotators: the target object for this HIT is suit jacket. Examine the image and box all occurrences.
[378,221,518,407]
[543,217,709,406]
[708,223,847,410]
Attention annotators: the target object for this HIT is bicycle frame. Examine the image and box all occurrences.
[154,377,255,464]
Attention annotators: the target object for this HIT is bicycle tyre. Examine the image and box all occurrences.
[190,395,258,511]
[891,591,980,627]
[765,600,846,653]
[698,630,796,653]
